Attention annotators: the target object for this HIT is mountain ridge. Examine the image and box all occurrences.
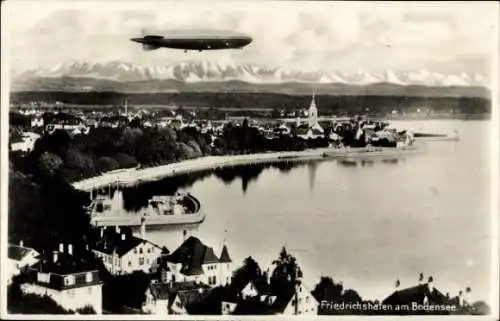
[14,60,490,87]
[11,60,491,98]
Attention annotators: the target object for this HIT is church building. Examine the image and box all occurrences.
[296,92,325,139]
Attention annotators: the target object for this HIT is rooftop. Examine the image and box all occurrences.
[8,243,38,261]
[167,236,230,276]
[92,227,161,257]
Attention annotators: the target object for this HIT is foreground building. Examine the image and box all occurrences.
[222,270,318,315]
[160,236,233,288]
[143,280,211,315]
[7,241,40,284]
[92,226,165,275]
[21,243,103,314]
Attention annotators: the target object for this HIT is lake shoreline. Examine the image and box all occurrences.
[72,145,423,191]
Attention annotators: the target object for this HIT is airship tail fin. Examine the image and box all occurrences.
[143,43,160,51]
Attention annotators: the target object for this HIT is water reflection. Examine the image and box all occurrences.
[308,162,318,192]
[91,157,406,213]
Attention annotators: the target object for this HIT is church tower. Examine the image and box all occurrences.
[308,91,318,128]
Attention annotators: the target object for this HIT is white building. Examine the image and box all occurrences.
[7,241,40,284]
[10,132,40,153]
[92,226,164,275]
[278,282,319,315]
[31,116,44,128]
[21,243,103,314]
[160,236,233,288]
[142,281,171,315]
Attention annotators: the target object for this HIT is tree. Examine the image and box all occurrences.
[113,153,138,169]
[103,271,151,312]
[64,147,96,179]
[38,152,63,177]
[271,247,302,283]
[312,276,343,303]
[96,156,120,173]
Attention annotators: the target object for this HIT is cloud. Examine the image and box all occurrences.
[7,0,497,76]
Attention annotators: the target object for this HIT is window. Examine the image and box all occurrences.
[134,248,137,254]
[128,261,132,267]
[139,248,143,254]
[213,276,216,284]
[64,276,75,286]
[147,248,151,254]
[146,259,150,265]
[306,296,310,303]
[139,257,144,265]
[85,272,93,283]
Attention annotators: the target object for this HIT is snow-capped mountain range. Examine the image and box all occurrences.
[14,60,489,88]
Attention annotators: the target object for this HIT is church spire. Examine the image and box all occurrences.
[308,90,318,128]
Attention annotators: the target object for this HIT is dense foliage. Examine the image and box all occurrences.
[8,162,93,252]
[102,271,151,313]
[14,121,328,182]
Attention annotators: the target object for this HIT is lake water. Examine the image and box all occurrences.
[114,120,493,304]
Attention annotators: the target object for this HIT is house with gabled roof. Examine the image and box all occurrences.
[142,280,210,315]
[270,281,318,315]
[382,279,460,315]
[7,241,40,284]
[160,236,233,287]
[91,226,165,275]
[142,281,171,315]
[21,243,103,314]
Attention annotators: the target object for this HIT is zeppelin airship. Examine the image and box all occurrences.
[131,29,252,52]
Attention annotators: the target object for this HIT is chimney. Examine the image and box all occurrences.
[427,276,434,291]
[68,244,73,255]
[53,250,58,263]
[140,217,146,240]
[418,273,424,285]
[59,243,64,253]
[19,240,24,248]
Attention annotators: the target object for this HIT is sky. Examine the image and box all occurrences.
[6,0,499,76]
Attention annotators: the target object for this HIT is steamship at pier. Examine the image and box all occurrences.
[88,191,205,229]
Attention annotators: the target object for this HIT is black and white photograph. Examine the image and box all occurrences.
[1,0,498,318]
